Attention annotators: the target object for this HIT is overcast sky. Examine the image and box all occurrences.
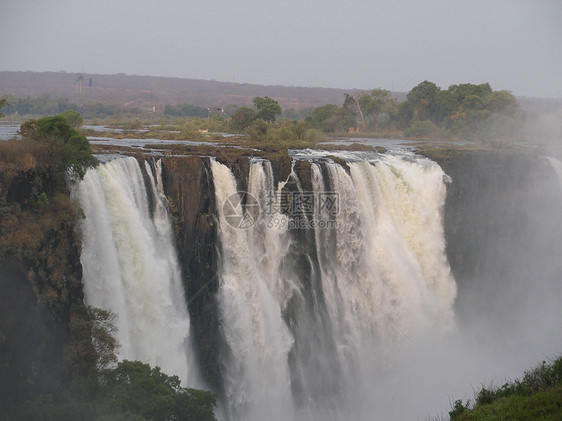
[1,0,561,98]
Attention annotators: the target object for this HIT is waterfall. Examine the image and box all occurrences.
[211,152,457,420]
[74,156,196,386]
[211,159,294,421]
[69,150,561,419]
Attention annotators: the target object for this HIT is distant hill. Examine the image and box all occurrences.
[0,71,356,112]
[2,71,559,116]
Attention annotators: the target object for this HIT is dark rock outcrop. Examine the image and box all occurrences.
[160,156,222,392]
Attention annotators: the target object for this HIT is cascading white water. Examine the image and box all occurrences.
[70,150,561,420]
[211,159,294,421]
[74,156,196,385]
[211,151,457,421]
[347,155,456,329]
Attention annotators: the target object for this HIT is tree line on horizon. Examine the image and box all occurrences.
[309,81,519,140]
[2,80,521,140]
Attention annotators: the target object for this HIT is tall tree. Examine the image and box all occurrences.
[0,98,8,118]
[311,104,355,133]
[405,80,441,122]
[252,96,282,122]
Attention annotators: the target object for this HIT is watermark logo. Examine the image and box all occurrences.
[222,191,339,230]
[222,192,261,229]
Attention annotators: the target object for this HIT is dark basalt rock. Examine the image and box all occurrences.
[160,156,222,392]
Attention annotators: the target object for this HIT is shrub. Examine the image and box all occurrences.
[404,120,439,138]
[305,128,326,143]
[229,106,255,132]
[247,119,269,142]
[449,399,469,419]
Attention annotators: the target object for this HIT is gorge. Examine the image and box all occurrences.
[1,143,561,420]
[77,147,562,419]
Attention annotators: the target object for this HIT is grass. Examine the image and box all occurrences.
[449,356,562,421]
[450,385,562,421]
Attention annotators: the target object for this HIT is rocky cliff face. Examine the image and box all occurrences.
[158,154,308,392]
[0,163,89,408]
[160,156,222,391]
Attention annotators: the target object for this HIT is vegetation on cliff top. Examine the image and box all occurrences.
[1,117,99,412]
[448,356,562,420]
[18,114,98,180]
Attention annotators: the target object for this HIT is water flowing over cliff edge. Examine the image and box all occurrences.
[73,149,562,420]
[74,157,200,386]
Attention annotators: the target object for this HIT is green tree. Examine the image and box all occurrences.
[343,90,399,131]
[399,81,520,139]
[106,361,178,420]
[104,360,217,421]
[67,305,118,380]
[311,104,355,133]
[446,82,492,105]
[61,110,83,128]
[443,83,516,138]
[0,98,8,118]
[252,96,282,122]
[230,106,256,131]
[174,388,219,421]
[482,90,518,115]
[20,115,98,180]
[88,307,119,371]
[405,80,441,122]
[404,120,439,138]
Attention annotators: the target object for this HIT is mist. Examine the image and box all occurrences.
[365,149,562,419]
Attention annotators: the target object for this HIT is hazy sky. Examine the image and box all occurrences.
[1,0,561,98]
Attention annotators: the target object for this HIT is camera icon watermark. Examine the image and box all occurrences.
[221,192,261,229]
[221,191,339,230]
